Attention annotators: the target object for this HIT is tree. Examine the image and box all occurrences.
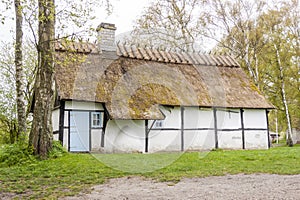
[29,0,55,157]
[27,0,112,157]
[14,0,27,140]
[257,1,299,145]
[130,0,203,51]
[198,0,268,87]
[203,0,299,144]
[0,40,36,144]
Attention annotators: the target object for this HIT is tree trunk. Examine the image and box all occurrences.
[274,44,293,146]
[29,0,55,158]
[14,0,27,139]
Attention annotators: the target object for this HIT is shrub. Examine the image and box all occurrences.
[48,140,68,158]
[0,143,36,167]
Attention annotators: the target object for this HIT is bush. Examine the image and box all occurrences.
[0,143,36,167]
[48,140,68,158]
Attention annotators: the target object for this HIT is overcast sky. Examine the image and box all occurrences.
[0,0,153,42]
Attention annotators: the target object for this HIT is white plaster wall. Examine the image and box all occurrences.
[91,129,102,150]
[184,130,215,150]
[65,101,104,111]
[245,130,268,149]
[157,106,180,128]
[184,107,214,129]
[148,130,181,152]
[243,109,267,129]
[63,128,69,150]
[218,131,242,149]
[217,109,240,129]
[52,108,60,132]
[104,120,145,153]
[53,134,59,141]
[64,111,69,127]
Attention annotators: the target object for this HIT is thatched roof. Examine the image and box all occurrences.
[55,42,273,119]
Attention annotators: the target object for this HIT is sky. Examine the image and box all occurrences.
[0,0,153,42]
[103,0,152,35]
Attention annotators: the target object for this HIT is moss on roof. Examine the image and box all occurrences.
[54,43,273,119]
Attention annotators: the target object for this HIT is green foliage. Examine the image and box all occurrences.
[0,143,35,167]
[48,140,67,158]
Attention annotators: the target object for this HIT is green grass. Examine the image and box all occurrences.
[1,145,300,199]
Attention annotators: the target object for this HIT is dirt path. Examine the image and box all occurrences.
[62,174,300,200]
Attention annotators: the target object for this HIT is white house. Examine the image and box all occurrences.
[52,23,274,153]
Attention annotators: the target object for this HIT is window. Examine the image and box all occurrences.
[154,120,164,128]
[92,112,103,128]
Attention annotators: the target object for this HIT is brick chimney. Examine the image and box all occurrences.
[96,22,117,53]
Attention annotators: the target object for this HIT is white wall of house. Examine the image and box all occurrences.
[245,130,268,149]
[217,109,242,149]
[148,130,181,152]
[63,129,69,149]
[184,107,214,129]
[218,131,243,149]
[52,108,60,132]
[217,109,240,129]
[104,120,145,153]
[184,107,215,150]
[243,109,267,129]
[91,129,102,151]
[52,101,270,152]
[184,130,215,150]
[244,109,268,149]
[148,106,181,152]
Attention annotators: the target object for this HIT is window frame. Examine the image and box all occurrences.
[91,112,103,128]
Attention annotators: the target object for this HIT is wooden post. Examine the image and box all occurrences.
[101,104,110,147]
[181,106,184,151]
[145,120,149,153]
[213,107,218,149]
[240,109,245,149]
[58,100,65,144]
[266,109,271,149]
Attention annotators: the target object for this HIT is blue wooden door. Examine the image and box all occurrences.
[70,111,90,152]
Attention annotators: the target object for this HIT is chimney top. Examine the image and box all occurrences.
[97,22,117,31]
[96,22,117,54]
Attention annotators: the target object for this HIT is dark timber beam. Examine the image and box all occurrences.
[240,109,245,149]
[58,100,65,144]
[101,104,110,147]
[145,120,149,153]
[266,109,271,149]
[181,106,184,151]
[213,107,218,149]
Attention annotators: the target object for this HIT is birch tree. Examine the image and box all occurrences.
[199,0,267,87]
[14,0,27,140]
[258,1,299,145]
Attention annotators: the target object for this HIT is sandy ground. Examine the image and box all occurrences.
[62,174,300,200]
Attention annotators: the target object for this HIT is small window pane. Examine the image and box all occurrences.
[92,112,102,128]
[154,120,164,128]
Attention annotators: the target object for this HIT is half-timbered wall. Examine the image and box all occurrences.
[53,102,270,152]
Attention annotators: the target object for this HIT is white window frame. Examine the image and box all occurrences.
[91,112,103,128]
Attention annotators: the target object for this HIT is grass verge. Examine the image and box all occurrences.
[0,145,299,199]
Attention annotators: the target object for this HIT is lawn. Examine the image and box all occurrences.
[0,145,300,199]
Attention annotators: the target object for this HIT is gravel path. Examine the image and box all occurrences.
[63,174,300,200]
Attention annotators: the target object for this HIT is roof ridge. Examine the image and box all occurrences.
[55,40,239,67]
